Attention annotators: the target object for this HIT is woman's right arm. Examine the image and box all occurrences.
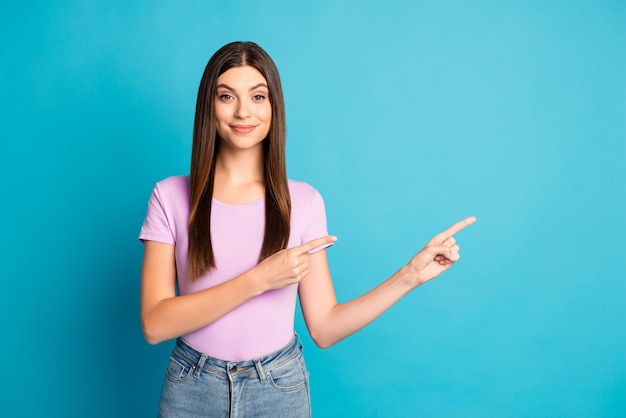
[140,241,263,345]
[140,236,336,345]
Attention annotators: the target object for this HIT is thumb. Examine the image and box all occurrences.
[426,244,457,259]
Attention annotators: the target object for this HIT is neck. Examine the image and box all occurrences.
[213,146,265,205]
[215,146,264,184]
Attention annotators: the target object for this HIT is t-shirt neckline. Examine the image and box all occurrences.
[212,196,265,208]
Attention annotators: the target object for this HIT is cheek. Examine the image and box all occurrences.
[260,104,272,122]
[261,107,272,135]
[214,106,229,123]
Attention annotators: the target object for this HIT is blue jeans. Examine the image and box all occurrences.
[158,334,312,417]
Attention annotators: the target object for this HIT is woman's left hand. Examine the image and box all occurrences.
[406,216,476,286]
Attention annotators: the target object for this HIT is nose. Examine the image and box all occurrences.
[234,100,250,119]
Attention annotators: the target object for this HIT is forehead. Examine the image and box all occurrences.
[217,66,268,89]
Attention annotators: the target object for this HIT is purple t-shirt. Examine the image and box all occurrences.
[139,176,328,360]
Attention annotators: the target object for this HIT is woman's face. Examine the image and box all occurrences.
[214,65,272,152]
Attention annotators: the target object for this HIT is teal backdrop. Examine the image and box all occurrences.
[1,1,625,417]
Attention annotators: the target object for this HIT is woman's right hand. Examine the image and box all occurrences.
[253,235,337,292]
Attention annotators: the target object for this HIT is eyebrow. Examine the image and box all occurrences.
[216,83,269,92]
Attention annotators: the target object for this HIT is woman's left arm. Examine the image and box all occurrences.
[298,216,476,348]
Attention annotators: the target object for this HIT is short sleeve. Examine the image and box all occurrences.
[138,184,176,245]
[301,190,331,253]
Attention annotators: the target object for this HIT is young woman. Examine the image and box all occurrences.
[139,41,475,417]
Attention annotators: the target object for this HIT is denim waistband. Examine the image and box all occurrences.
[173,334,303,381]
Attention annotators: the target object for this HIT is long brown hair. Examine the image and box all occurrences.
[188,41,290,283]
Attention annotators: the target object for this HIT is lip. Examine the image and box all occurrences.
[230,124,256,134]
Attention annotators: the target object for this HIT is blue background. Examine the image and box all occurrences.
[1,1,625,417]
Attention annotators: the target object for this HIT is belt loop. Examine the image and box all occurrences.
[295,331,303,351]
[254,358,267,382]
[193,354,207,378]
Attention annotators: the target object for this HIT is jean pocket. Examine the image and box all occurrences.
[268,356,307,392]
[165,355,194,383]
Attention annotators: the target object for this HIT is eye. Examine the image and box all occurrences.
[218,94,235,102]
[252,94,266,102]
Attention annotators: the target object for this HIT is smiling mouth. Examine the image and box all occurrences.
[230,125,256,133]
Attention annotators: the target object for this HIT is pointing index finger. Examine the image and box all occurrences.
[298,235,337,254]
[440,216,477,239]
